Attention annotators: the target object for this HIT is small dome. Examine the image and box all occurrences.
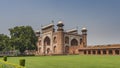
[82,27,87,30]
[35,30,40,33]
[58,21,63,24]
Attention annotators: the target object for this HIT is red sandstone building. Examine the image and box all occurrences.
[35,21,120,55]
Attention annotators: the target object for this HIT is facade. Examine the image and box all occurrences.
[35,21,120,55]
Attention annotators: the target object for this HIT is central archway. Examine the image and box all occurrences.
[65,36,69,44]
[71,39,78,46]
[44,36,51,46]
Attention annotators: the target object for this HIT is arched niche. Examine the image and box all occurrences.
[44,36,51,46]
[71,39,78,46]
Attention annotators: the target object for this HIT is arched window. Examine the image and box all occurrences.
[97,50,101,54]
[103,50,106,54]
[71,39,78,46]
[84,50,86,54]
[53,37,57,44]
[44,36,51,46]
[115,49,119,55]
[92,50,96,54]
[47,48,50,54]
[53,46,56,53]
[109,50,112,54]
[88,50,91,54]
[65,36,69,44]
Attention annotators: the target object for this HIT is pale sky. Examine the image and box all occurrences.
[0,0,120,45]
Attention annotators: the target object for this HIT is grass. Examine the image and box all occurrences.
[0,55,120,68]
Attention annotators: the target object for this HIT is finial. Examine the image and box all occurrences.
[52,20,54,24]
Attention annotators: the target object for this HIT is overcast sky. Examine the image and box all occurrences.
[0,0,120,45]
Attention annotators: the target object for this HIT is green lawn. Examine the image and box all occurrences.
[0,55,120,68]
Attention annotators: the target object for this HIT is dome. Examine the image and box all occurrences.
[35,30,40,33]
[82,27,87,30]
[58,21,63,24]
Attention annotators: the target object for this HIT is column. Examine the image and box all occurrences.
[106,50,109,55]
[86,50,88,55]
[100,50,103,55]
[95,50,97,55]
[112,49,115,55]
[91,50,93,55]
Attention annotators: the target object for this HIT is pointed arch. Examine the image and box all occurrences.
[53,37,57,44]
[44,36,51,46]
[103,50,106,54]
[65,36,69,44]
[115,49,119,55]
[53,46,57,53]
[71,39,78,46]
[47,48,50,54]
[108,50,112,54]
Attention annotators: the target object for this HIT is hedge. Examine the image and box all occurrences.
[0,60,25,68]
[19,59,25,67]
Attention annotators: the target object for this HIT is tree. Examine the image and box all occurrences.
[0,34,10,51]
[9,26,37,54]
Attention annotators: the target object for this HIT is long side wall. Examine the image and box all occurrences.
[79,44,120,55]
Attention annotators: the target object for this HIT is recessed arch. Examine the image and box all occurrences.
[84,50,86,54]
[71,39,78,46]
[103,50,106,54]
[88,50,91,54]
[108,50,112,54]
[115,49,119,55]
[97,50,101,54]
[44,36,51,46]
[53,46,57,53]
[92,50,96,54]
[47,48,50,54]
[53,37,57,44]
[65,36,69,44]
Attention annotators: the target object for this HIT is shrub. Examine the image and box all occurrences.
[0,60,25,68]
[3,56,7,61]
[19,59,25,67]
